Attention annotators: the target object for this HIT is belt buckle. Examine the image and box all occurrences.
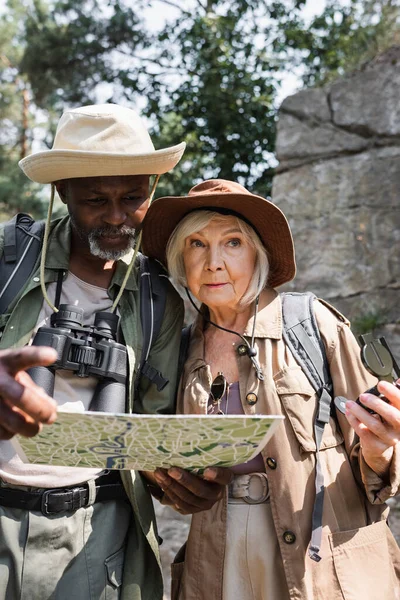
[41,489,58,516]
[242,473,270,505]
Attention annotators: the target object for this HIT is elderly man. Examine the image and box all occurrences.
[0,104,231,600]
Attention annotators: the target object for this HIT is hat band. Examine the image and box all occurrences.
[187,206,264,245]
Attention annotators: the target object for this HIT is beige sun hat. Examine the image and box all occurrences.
[19,104,186,184]
[141,179,296,288]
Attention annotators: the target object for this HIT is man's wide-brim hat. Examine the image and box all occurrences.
[141,179,296,288]
[19,104,186,184]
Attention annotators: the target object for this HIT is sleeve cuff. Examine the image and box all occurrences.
[360,441,400,503]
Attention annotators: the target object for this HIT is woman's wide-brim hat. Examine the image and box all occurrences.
[141,179,296,288]
[19,104,186,184]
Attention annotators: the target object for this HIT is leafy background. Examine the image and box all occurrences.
[1,0,399,218]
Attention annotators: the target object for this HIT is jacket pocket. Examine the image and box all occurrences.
[105,546,125,599]
[171,542,186,600]
[329,520,399,600]
[274,366,343,452]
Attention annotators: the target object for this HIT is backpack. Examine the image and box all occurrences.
[177,290,334,562]
[0,213,169,393]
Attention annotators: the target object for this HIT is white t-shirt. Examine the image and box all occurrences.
[0,271,116,488]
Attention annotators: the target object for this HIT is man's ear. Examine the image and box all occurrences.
[54,180,67,204]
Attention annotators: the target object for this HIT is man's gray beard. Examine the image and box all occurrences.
[71,218,137,260]
[88,231,137,261]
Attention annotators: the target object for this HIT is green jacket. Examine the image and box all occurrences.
[0,216,185,600]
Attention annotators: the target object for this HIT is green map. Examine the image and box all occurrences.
[12,412,284,471]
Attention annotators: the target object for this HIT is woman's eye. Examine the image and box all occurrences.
[189,239,204,248]
[227,238,241,247]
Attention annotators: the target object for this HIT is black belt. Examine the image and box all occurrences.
[0,471,128,516]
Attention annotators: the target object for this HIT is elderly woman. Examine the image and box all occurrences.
[141,179,400,600]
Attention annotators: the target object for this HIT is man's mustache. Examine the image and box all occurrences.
[92,225,137,238]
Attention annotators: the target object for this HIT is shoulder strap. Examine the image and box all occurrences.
[281,291,332,395]
[280,291,332,563]
[176,325,191,395]
[134,254,169,394]
[0,214,45,314]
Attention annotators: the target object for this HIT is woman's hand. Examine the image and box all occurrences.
[0,347,58,439]
[345,380,400,478]
[153,466,234,514]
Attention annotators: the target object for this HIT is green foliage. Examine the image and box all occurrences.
[0,0,399,211]
[276,0,400,86]
[352,311,387,335]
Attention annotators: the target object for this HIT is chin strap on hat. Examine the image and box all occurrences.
[111,174,160,313]
[40,183,58,313]
[185,288,264,380]
[39,175,161,314]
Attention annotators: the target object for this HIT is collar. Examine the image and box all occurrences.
[185,287,282,375]
[242,288,282,339]
[45,216,138,291]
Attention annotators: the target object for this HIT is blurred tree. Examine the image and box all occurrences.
[0,0,46,217]
[0,0,399,215]
[274,0,400,86]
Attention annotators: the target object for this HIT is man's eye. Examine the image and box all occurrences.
[87,197,105,204]
[124,196,143,202]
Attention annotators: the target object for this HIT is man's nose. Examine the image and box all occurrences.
[103,202,127,226]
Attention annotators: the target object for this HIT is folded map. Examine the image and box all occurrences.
[12,411,284,471]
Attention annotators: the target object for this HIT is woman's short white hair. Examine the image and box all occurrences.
[166,210,270,306]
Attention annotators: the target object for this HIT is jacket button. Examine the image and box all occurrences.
[237,344,248,356]
[246,392,257,405]
[283,531,296,544]
[266,457,277,470]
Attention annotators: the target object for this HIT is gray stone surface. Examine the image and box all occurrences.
[330,46,400,136]
[154,501,191,600]
[276,111,369,162]
[273,47,400,356]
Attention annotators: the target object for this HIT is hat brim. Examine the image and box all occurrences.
[18,142,186,183]
[141,191,296,289]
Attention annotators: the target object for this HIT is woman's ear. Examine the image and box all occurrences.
[54,180,67,204]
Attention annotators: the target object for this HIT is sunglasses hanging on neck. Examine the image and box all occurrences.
[208,372,228,415]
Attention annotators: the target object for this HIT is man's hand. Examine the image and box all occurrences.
[0,347,58,440]
[345,379,400,478]
[153,466,234,514]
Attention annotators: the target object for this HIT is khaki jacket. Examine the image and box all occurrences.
[174,288,400,600]
[0,217,184,600]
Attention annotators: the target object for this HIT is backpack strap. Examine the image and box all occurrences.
[134,254,169,395]
[0,214,45,314]
[281,291,332,563]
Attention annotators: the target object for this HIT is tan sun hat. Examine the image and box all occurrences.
[141,179,296,288]
[19,104,186,183]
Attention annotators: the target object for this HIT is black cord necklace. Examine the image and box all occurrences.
[185,288,264,381]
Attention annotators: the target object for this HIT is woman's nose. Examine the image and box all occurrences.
[206,247,224,271]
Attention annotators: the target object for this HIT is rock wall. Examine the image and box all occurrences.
[272,47,400,357]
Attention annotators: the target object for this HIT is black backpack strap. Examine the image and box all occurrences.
[281,291,332,563]
[134,254,169,394]
[0,214,45,314]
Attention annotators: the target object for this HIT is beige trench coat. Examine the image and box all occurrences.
[173,289,400,600]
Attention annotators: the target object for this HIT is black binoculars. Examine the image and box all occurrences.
[28,304,127,413]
